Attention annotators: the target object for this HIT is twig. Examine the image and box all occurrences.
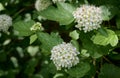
[103,56,113,64]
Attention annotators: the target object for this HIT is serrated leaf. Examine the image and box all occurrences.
[39,3,75,25]
[13,20,35,36]
[37,32,63,55]
[30,34,37,44]
[92,29,118,47]
[99,64,120,78]
[66,62,90,78]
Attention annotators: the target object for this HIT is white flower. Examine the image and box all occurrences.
[0,14,12,32]
[35,0,52,11]
[51,42,80,70]
[73,5,103,32]
[52,0,66,3]
[30,22,44,31]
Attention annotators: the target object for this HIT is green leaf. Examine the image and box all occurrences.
[99,64,120,78]
[66,62,90,78]
[0,3,5,11]
[27,46,39,57]
[70,40,80,51]
[81,49,90,57]
[116,17,120,29]
[100,6,111,21]
[0,51,7,62]
[88,50,102,58]
[2,69,18,78]
[79,32,110,57]
[13,20,35,36]
[53,73,64,78]
[98,27,108,37]
[48,62,57,74]
[30,34,37,44]
[0,70,5,77]
[92,29,118,47]
[24,58,38,75]
[39,2,75,25]
[37,32,63,55]
[69,30,79,40]
[33,74,44,78]
[57,2,76,13]
[109,52,120,60]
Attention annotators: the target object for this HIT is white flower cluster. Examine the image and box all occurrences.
[52,0,66,3]
[51,42,79,70]
[0,14,12,32]
[30,22,44,31]
[73,5,103,32]
[35,0,52,11]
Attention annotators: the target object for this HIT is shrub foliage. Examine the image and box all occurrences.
[0,0,120,78]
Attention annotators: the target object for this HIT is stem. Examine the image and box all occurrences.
[103,56,113,64]
[13,8,25,19]
[12,4,34,19]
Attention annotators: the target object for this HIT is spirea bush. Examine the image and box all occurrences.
[0,0,120,78]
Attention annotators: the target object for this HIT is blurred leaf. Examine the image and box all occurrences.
[48,62,57,74]
[98,27,108,37]
[0,51,7,62]
[13,20,35,36]
[0,70,5,77]
[57,2,76,13]
[100,6,111,21]
[37,32,63,55]
[79,32,110,58]
[39,2,75,25]
[0,3,4,11]
[84,64,96,78]
[88,50,102,58]
[3,39,11,46]
[27,46,39,57]
[33,74,44,78]
[66,62,90,78]
[109,52,120,60]
[1,69,19,78]
[116,16,120,29]
[81,49,90,57]
[10,57,18,68]
[16,47,24,58]
[30,34,38,44]
[38,68,50,78]
[70,40,80,51]
[24,58,38,75]
[99,64,120,78]
[69,30,79,40]
[53,73,64,78]
[92,29,118,47]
